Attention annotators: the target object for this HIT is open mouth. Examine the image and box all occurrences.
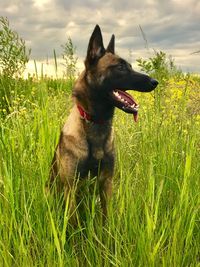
[111,89,139,122]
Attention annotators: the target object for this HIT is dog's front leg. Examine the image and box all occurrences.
[63,179,78,226]
[98,157,114,220]
[58,155,83,227]
[99,175,113,219]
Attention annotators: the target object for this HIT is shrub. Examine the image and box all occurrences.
[0,16,31,114]
[0,16,31,78]
[136,50,182,81]
[61,37,78,82]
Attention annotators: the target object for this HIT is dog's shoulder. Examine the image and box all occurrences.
[62,106,81,134]
[61,106,87,149]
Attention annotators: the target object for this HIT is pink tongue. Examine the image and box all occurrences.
[114,90,139,122]
[133,113,138,122]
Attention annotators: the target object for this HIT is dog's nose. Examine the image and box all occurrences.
[150,78,159,88]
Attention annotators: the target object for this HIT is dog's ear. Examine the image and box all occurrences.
[106,34,115,54]
[85,25,105,68]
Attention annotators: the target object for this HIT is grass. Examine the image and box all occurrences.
[0,73,200,266]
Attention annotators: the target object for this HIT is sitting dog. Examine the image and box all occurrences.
[47,25,158,224]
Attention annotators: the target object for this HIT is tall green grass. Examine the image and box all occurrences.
[0,75,199,266]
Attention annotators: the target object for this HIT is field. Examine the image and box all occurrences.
[0,70,200,266]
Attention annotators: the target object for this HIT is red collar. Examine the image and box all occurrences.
[77,105,107,124]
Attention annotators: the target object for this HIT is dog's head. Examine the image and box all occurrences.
[75,25,158,121]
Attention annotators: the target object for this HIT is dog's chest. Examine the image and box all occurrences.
[86,124,113,160]
[88,134,106,160]
[78,125,114,178]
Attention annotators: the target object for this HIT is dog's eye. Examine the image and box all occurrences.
[116,64,126,71]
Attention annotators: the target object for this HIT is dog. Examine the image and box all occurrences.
[47,25,158,224]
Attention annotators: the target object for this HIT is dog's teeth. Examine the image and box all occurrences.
[131,104,135,108]
[114,91,119,97]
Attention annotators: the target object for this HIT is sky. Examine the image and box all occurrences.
[1,0,200,76]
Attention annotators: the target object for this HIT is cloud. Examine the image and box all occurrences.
[0,0,199,73]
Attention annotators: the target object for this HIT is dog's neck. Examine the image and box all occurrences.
[77,103,114,124]
[73,71,115,124]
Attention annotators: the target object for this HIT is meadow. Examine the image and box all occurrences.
[0,66,200,266]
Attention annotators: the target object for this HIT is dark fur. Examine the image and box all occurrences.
[47,25,158,224]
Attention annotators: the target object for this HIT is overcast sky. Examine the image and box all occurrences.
[1,0,200,75]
